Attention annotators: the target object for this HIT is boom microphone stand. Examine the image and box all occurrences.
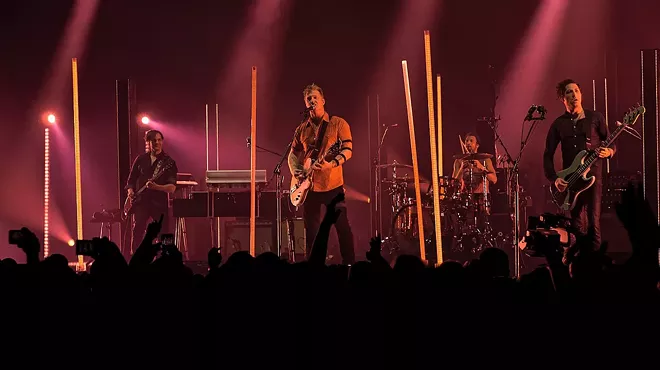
[486,106,545,279]
[248,138,292,259]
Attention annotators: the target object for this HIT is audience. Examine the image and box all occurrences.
[1,182,658,367]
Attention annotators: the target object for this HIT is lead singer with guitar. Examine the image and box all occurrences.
[288,84,355,264]
[125,129,178,254]
[543,79,615,262]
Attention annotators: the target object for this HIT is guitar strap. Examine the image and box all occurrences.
[311,116,331,161]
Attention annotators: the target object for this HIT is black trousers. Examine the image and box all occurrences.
[131,203,169,254]
[569,177,602,251]
[303,186,355,264]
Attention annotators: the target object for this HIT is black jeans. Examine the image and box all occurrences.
[569,178,602,251]
[131,203,169,254]
[303,186,355,264]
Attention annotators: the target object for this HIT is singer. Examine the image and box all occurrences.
[287,83,355,264]
[543,78,615,263]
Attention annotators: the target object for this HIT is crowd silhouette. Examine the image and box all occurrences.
[2,182,659,368]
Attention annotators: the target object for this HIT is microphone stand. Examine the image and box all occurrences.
[250,139,292,259]
[485,114,544,280]
[272,140,293,260]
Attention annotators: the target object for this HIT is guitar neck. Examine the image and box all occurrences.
[583,123,625,167]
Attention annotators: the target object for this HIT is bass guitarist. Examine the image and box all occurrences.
[287,83,355,264]
[543,79,615,262]
[125,129,178,254]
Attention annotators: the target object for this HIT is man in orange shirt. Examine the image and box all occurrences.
[288,84,355,264]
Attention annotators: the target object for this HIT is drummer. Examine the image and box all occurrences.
[451,133,497,193]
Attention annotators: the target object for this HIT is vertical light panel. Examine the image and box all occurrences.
[592,79,597,111]
[250,66,257,257]
[72,58,84,271]
[401,60,426,262]
[423,30,443,265]
[604,77,610,173]
[215,103,221,250]
[205,104,209,172]
[44,127,50,258]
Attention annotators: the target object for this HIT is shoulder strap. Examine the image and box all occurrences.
[312,118,330,158]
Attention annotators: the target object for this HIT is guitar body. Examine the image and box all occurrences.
[549,150,596,211]
[289,140,342,207]
[122,193,142,221]
[289,158,314,207]
[122,158,174,221]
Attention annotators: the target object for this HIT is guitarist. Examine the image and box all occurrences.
[125,129,178,254]
[287,84,355,264]
[543,79,615,262]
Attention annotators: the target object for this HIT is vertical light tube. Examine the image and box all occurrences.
[72,58,84,271]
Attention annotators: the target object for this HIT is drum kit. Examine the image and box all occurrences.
[378,153,502,260]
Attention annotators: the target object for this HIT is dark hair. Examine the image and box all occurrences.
[303,83,324,99]
[556,79,580,100]
[465,132,480,145]
[145,129,164,142]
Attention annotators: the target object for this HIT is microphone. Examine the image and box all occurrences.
[300,103,316,115]
[525,105,537,121]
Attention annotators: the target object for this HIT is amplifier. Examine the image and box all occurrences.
[222,218,306,259]
[172,191,264,218]
[224,219,275,257]
[602,172,641,213]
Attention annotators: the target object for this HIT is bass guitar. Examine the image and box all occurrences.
[122,158,175,220]
[550,105,645,211]
[289,140,342,207]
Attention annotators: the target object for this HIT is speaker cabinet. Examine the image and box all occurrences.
[223,219,275,258]
[281,218,306,258]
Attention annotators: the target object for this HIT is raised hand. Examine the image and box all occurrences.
[145,214,164,240]
[366,233,382,262]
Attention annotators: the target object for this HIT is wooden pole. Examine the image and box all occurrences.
[401,60,426,262]
[423,30,443,265]
[72,58,85,271]
[250,67,257,257]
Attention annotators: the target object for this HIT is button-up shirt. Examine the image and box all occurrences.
[543,109,615,182]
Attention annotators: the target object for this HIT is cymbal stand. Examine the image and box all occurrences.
[375,123,396,235]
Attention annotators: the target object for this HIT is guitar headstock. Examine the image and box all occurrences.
[622,104,646,126]
[324,139,343,161]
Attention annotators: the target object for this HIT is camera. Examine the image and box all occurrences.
[161,233,174,246]
[520,213,574,258]
[8,230,23,245]
[75,240,96,256]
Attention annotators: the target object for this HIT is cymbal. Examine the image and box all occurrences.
[376,160,413,169]
[453,153,493,160]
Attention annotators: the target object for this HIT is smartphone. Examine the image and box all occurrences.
[8,230,23,245]
[75,240,95,256]
[161,233,174,246]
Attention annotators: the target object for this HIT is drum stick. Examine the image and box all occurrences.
[72,58,85,271]
[250,66,257,257]
[423,30,443,265]
[401,60,426,263]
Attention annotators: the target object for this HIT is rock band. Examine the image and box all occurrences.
[125,78,618,265]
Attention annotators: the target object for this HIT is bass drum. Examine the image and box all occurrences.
[383,203,457,263]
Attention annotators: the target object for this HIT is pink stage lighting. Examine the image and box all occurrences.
[140,115,150,125]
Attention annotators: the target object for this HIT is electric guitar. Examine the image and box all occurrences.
[289,140,342,207]
[122,158,175,220]
[550,105,645,211]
